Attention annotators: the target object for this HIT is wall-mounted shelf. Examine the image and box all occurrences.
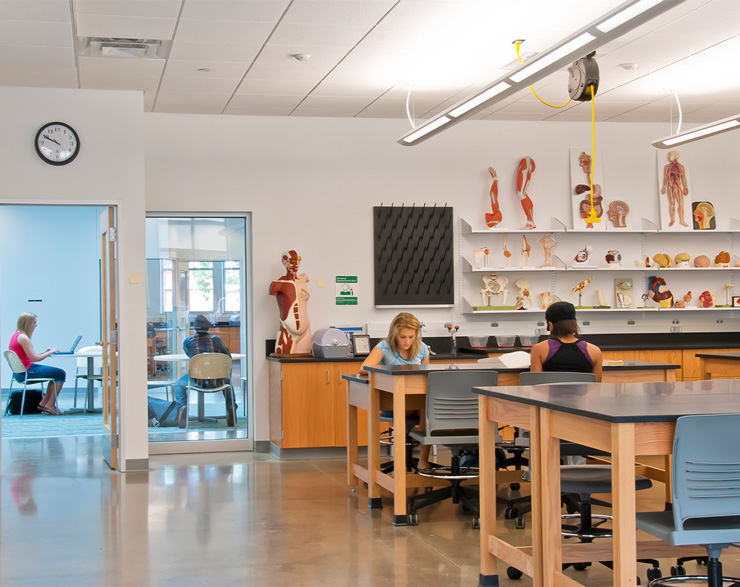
[459,217,740,315]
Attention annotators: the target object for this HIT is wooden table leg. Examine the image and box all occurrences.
[478,396,499,586]
[347,383,359,491]
[612,422,638,587]
[540,408,562,587]
[368,374,382,509]
[392,377,408,525]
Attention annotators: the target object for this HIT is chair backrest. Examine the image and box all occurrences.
[4,350,26,375]
[672,414,740,530]
[188,353,232,381]
[77,345,103,370]
[424,370,498,435]
[519,371,597,385]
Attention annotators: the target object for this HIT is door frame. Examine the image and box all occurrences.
[146,212,254,454]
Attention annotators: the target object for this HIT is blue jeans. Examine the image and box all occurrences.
[174,374,236,411]
[14,363,66,384]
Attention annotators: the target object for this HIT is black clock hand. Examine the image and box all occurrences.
[43,134,61,146]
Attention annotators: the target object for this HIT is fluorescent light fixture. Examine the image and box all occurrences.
[509,33,595,83]
[597,0,663,33]
[652,114,740,148]
[398,0,686,146]
[449,82,510,118]
[401,116,452,144]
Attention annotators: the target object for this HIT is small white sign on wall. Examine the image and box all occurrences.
[336,276,358,305]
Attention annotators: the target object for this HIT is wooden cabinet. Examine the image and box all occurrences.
[189,326,240,353]
[682,348,731,380]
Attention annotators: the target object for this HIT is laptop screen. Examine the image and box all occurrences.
[69,335,82,352]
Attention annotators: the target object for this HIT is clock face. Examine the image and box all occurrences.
[35,122,80,165]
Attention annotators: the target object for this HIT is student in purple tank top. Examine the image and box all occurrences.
[529,301,602,381]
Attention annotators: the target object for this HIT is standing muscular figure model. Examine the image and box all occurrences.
[661,150,689,227]
[515,157,536,229]
[485,167,502,228]
[270,250,312,354]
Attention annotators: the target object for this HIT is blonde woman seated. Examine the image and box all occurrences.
[361,312,432,470]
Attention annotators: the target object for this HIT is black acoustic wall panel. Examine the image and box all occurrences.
[373,205,454,307]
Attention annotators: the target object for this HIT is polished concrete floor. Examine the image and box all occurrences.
[2,437,740,586]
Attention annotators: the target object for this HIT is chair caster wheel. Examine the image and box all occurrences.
[510,482,521,491]
[506,567,523,580]
[572,562,590,571]
[408,514,418,526]
[472,517,480,529]
[646,567,662,581]
[504,507,518,519]
[671,565,686,576]
[515,516,525,529]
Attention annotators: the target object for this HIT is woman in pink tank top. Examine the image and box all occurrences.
[8,312,67,415]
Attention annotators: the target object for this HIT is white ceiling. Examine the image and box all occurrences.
[0,0,738,127]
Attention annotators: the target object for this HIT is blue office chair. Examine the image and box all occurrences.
[636,414,740,586]
[406,369,499,527]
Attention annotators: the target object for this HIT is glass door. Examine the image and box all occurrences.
[145,215,252,452]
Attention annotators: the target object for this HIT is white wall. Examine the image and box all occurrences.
[144,114,740,442]
[0,86,148,471]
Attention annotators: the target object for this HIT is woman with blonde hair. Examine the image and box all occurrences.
[361,312,432,470]
[8,312,66,415]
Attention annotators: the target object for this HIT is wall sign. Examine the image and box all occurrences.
[336,276,358,305]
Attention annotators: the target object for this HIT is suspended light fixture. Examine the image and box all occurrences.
[652,113,740,148]
[398,0,687,146]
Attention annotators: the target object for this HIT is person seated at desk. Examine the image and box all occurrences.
[173,314,236,428]
[530,301,603,381]
[8,312,66,415]
[361,312,432,471]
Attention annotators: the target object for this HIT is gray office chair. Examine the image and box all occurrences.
[406,369,499,527]
[636,414,740,587]
[3,350,58,418]
[185,353,237,429]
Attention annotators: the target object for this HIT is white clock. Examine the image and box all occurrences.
[35,122,80,165]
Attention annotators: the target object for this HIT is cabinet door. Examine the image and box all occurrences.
[333,362,365,447]
[281,363,336,448]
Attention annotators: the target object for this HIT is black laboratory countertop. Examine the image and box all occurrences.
[266,332,740,363]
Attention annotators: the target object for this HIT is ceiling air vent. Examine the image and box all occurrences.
[78,37,171,59]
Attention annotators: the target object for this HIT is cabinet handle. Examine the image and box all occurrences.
[327,370,331,384]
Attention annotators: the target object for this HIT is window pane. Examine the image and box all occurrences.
[225,264,240,312]
[189,261,213,311]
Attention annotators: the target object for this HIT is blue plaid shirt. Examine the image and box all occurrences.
[183,333,231,388]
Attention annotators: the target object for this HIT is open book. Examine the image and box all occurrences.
[477,350,531,369]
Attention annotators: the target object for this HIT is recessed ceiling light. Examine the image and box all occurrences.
[292,54,311,62]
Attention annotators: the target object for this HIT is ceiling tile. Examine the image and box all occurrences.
[164,60,247,78]
[76,14,178,40]
[0,45,75,67]
[181,1,289,22]
[227,94,304,109]
[76,1,182,18]
[168,42,261,63]
[79,55,165,77]
[0,20,72,47]
[234,78,316,96]
[0,1,72,22]
[175,19,274,45]
[159,75,240,94]
[282,1,395,26]
[268,23,370,46]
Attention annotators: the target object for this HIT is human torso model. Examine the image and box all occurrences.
[515,157,536,229]
[270,250,312,354]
